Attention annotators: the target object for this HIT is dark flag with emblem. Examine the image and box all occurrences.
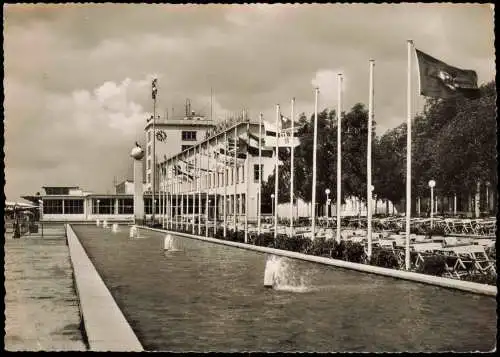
[415,49,479,99]
[152,78,158,100]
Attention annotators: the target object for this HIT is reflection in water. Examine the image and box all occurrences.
[74,226,497,352]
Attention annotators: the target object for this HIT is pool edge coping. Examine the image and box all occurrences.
[66,224,144,352]
[138,225,496,297]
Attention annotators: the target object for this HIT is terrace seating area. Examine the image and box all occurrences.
[159,213,496,283]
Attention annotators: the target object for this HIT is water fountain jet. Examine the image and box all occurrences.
[129,225,137,238]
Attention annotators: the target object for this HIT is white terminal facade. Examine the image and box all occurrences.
[144,110,215,193]
[158,115,284,224]
[23,108,380,222]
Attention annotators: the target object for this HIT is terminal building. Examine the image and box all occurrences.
[21,104,394,223]
[144,101,216,192]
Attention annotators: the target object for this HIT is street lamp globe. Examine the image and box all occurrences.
[428,180,436,188]
[370,185,375,192]
[325,188,331,195]
[271,194,275,199]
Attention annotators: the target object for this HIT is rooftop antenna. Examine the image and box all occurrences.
[185,98,191,118]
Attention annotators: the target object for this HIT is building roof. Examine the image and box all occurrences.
[42,185,80,189]
[144,118,216,130]
[162,119,260,164]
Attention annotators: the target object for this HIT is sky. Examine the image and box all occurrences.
[3,3,495,201]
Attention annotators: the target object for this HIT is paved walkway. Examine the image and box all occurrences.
[4,231,87,351]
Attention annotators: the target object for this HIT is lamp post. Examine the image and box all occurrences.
[250,196,255,225]
[271,194,275,223]
[38,199,44,238]
[428,180,436,229]
[97,199,100,217]
[325,188,331,226]
[207,199,211,237]
[485,181,490,215]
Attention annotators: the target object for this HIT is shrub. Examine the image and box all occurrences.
[343,241,366,263]
[370,249,399,269]
[254,233,275,248]
[462,272,497,286]
[330,240,346,260]
[307,237,335,258]
[276,235,312,253]
[215,228,224,239]
[416,255,446,276]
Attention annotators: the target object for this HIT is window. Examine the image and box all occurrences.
[254,164,263,182]
[240,166,244,183]
[147,173,151,183]
[144,198,160,214]
[148,130,151,142]
[92,198,114,214]
[45,187,70,195]
[44,199,63,214]
[147,159,151,170]
[64,199,84,214]
[147,145,151,156]
[182,131,197,141]
[181,145,193,152]
[118,198,133,214]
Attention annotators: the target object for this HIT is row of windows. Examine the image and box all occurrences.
[149,130,199,143]
[182,131,197,141]
[43,199,84,214]
[41,199,134,214]
[42,197,250,215]
[159,194,247,214]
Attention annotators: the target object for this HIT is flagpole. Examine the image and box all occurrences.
[152,79,157,225]
[336,74,343,244]
[234,126,238,234]
[244,119,249,243]
[405,39,413,271]
[274,104,280,239]
[214,136,218,237]
[367,60,374,260]
[205,141,209,237]
[181,171,184,231]
[192,147,195,235]
[312,89,319,238]
[163,163,166,229]
[174,158,178,230]
[167,163,170,229]
[198,143,202,235]
[162,163,165,229]
[258,113,263,236]
[185,157,189,232]
[224,131,228,238]
[290,97,295,233]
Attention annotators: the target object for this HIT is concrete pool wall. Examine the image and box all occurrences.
[66,224,143,351]
[138,226,496,297]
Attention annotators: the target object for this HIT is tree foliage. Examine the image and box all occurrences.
[261,80,496,209]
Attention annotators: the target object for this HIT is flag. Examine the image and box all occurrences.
[238,133,273,157]
[415,49,479,99]
[174,163,193,182]
[152,78,158,100]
